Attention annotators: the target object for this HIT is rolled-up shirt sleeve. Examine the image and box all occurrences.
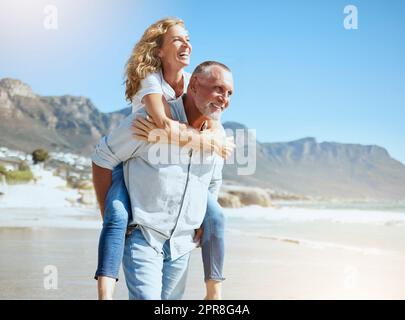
[91,112,147,170]
[137,73,164,104]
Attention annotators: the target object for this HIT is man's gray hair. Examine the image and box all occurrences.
[192,61,231,77]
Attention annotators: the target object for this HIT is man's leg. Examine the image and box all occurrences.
[161,244,191,300]
[122,227,163,300]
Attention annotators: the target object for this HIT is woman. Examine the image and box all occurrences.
[95,17,233,300]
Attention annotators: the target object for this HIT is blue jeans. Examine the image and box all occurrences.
[201,192,226,282]
[123,226,190,300]
[94,163,226,282]
[95,164,131,280]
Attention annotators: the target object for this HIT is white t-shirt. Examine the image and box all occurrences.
[131,69,191,113]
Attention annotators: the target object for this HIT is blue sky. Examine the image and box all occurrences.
[1,0,404,163]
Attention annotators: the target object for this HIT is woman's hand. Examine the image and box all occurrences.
[203,120,236,159]
[221,136,236,159]
[200,132,236,160]
[132,116,236,159]
[132,116,162,141]
[131,116,188,145]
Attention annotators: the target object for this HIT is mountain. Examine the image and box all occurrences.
[222,123,405,200]
[1,77,405,200]
[0,78,130,155]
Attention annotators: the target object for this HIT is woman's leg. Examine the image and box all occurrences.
[201,192,226,300]
[95,163,132,299]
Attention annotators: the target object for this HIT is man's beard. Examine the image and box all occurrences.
[198,103,221,121]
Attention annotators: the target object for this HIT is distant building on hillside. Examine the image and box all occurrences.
[0,158,21,171]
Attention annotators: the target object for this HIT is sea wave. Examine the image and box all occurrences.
[227,228,399,256]
[224,206,405,226]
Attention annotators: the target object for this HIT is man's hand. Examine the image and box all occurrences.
[193,227,204,248]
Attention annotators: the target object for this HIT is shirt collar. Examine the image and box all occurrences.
[175,95,208,132]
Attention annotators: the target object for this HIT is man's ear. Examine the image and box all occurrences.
[189,76,198,93]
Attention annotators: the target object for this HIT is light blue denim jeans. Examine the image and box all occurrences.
[201,192,226,282]
[95,163,131,280]
[123,226,190,300]
[94,163,225,282]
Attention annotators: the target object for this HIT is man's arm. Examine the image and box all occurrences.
[92,112,148,169]
[92,163,112,219]
[91,111,148,218]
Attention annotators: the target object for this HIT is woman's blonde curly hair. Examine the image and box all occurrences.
[124,17,185,103]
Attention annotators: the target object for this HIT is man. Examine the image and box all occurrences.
[91,61,234,300]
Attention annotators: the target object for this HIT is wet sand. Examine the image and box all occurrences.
[1,226,404,300]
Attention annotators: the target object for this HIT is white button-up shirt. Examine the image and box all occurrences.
[92,96,223,259]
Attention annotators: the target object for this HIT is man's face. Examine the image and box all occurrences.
[192,66,234,121]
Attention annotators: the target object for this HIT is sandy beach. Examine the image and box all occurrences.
[1,0,405,302]
[1,170,405,299]
[0,205,405,300]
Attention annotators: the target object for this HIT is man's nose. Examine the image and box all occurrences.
[217,94,229,107]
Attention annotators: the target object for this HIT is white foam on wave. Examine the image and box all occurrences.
[224,206,405,226]
[227,228,393,256]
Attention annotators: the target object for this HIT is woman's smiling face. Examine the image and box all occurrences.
[158,24,192,68]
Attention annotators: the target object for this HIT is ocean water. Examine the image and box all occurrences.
[276,201,405,213]
[0,204,405,299]
[224,204,405,226]
[0,203,404,257]
[224,204,405,256]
